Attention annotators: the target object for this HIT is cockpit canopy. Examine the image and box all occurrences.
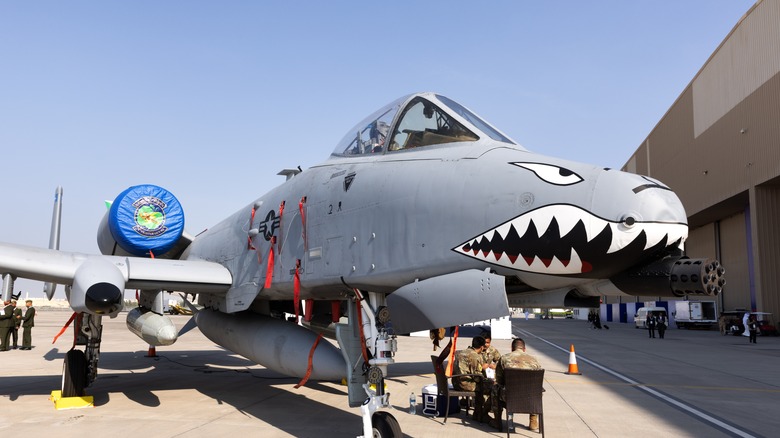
[332,93,516,157]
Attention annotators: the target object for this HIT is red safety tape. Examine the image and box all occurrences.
[52,311,78,345]
[294,333,323,389]
[305,300,314,323]
[299,196,307,251]
[293,259,301,320]
[247,206,257,250]
[277,201,285,255]
[445,326,459,377]
[264,236,276,289]
[354,291,370,365]
[331,300,340,323]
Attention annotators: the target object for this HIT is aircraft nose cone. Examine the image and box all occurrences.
[593,171,687,225]
[85,283,124,314]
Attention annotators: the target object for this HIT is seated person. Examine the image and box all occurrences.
[490,338,542,432]
[479,330,501,377]
[452,336,492,423]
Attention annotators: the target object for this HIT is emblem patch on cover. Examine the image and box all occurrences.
[132,196,168,237]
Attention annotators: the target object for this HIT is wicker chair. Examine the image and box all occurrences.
[503,368,545,437]
[430,355,483,423]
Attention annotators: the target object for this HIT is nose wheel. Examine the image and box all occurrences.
[371,411,401,438]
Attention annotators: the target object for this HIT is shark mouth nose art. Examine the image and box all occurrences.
[453,204,687,275]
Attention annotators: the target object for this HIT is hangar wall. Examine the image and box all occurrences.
[621,0,780,324]
[716,213,751,312]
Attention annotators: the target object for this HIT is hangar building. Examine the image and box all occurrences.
[617,0,780,325]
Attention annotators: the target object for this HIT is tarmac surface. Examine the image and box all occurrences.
[1,310,778,438]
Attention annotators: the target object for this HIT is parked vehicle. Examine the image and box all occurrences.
[719,310,779,336]
[672,300,717,329]
[549,308,573,318]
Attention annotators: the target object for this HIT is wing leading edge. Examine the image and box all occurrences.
[0,242,232,295]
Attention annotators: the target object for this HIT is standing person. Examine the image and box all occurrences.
[593,312,602,329]
[747,315,758,344]
[479,330,501,377]
[647,312,657,338]
[0,299,13,351]
[21,300,35,350]
[452,336,490,423]
[657,313,667,339]
[490,337,542,432]
[11,299,22,349]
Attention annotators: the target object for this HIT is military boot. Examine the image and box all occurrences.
[488,407,503,432]
[476,406,490,424]
[472,397,489,423]
[529,414,539,432]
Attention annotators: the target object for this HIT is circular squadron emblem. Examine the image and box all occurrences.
[132,196,168,237]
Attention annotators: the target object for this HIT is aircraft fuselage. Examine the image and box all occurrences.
[184,140,688,306]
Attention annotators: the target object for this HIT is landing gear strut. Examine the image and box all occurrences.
[336,290,399,438]
[61,313,103,397]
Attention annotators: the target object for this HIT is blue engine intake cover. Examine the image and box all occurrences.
[108,184,185,257]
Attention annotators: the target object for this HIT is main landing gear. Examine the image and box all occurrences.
[61,313,103,398]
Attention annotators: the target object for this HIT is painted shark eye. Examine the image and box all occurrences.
[512,162,583,186]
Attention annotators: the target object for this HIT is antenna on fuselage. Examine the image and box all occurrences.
[278,168,302,180]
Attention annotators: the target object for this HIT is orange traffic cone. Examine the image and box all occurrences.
[145,345,157,358]
[564,344,581,375]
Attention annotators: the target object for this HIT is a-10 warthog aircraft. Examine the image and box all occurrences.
[0,92,724,437]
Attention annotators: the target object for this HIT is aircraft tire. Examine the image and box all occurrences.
[62,349,87,397]
[371,411,401,438]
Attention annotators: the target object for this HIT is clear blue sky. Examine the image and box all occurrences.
[0,1,755,299]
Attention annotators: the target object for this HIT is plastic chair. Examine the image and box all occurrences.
[503,368,545,437]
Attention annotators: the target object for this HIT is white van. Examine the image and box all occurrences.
[634,307,668,328]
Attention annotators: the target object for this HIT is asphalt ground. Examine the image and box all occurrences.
[1,310,778,437]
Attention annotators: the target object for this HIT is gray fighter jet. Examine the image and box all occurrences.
[0,92,724,437]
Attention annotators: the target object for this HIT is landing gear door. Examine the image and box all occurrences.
[386,269,509,334]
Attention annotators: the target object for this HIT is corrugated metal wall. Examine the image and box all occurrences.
[647,71,780,217]
[718,212,750,312]
[645,90,696,206]
[693,0,780,137]
[669,0,780,217]
[622,0,780,325]
[685,223,715,259]
[752,186,780,321]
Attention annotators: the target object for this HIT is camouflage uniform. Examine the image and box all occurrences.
[452,347,483,391]
[492,349,542,431]
[452,347,491,421]
[480,345,501,368]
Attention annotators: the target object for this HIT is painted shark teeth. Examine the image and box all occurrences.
[454,204,687,275]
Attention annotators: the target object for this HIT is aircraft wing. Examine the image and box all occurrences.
[0,242,232,297]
